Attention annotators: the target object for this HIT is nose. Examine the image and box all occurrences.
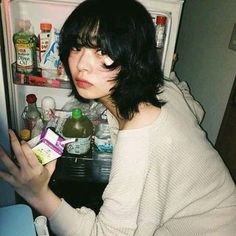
[76,48,91,72]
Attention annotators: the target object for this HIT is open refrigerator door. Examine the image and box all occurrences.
[0,41,16,206]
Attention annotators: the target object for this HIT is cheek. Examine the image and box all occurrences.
[97,79,115,92]
[102,71,118,87]
[68,57,76,72]
[93,74,116,94]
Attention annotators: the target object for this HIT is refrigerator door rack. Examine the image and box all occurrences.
[12,62,72,89]
[151,11,172,71]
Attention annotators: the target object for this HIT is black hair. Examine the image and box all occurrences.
[59,0,164,120]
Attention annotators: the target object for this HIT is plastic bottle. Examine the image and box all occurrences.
[62,108,93,155]
[13,19,38,74]
[22,94,42,138]
[37,23,52,66]
[94,122,113,153]
[41,96,56,124]
[155,15,167,48]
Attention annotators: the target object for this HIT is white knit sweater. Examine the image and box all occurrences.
[49,80,236,236]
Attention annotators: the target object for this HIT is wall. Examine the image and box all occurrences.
[175,0,236,144]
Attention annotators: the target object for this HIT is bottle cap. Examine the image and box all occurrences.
[156,16,167,25]
[72,108,82,119]
[40,23,52,31]
[19,128,31,141]
[26,94,37,104]
[17,19,31,30]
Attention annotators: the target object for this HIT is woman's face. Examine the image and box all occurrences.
[68,47,119,101]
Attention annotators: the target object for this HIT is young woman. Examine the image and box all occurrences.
[1,0,236,235]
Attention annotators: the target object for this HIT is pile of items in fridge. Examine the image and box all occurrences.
[20,94,113,167]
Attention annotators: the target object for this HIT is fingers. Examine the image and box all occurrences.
[0,146,19,177]
[0,170,16,185]
[8,130,28,167]
[9,130,41,170]
[45,159,57,176]
[21,142,42,168]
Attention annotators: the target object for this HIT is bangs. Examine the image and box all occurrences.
[72,18,99,49]
[67,17,113,59]
[59,0,127,70]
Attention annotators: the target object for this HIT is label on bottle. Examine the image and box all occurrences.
[15,43,35,73]
[94,136,113,153]
[39,32,51,62]
[94,123,113,153]
[156,25,165,48]
[65,137,91,155]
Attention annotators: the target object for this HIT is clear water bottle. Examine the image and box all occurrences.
[94,123,113,153]
[62,108,93,155]
[22,94,42,138]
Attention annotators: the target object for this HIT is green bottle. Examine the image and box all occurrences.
[13,19,38,74]
[62,108,93,155]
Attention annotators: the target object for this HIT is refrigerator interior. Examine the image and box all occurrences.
[1,0,183,134]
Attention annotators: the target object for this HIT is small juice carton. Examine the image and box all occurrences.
[28,128,65,165]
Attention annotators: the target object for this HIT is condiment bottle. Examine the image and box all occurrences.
[41,96,56,124]
[37,23,52,65]
[62,108,93,155]
[13,19,37,74]
[155,15,167,48]
[22,94,42,138]
[19,128,31,141]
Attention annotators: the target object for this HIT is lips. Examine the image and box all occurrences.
[75,79,93,89]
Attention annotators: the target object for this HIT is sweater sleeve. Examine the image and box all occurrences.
[49,129,149,236]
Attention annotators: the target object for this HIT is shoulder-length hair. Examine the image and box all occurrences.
[59,0,164,120]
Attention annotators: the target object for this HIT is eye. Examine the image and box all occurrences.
[95,49,113,65]
[71,46,81,52]
[96,49,106,56]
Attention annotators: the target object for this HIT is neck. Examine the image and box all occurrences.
[98,96,126,129]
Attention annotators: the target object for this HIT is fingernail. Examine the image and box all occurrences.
[8,129,14,136]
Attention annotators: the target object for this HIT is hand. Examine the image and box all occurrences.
[0,130,56,206]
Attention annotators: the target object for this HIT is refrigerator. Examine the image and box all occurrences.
[0,0,184,206]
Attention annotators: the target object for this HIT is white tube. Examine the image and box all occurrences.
[34,216,50,236]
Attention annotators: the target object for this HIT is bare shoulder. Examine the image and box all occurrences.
[122,103,161,130]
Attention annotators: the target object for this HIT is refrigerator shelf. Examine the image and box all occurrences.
[12,63,72,89]
[53,148,112,183]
